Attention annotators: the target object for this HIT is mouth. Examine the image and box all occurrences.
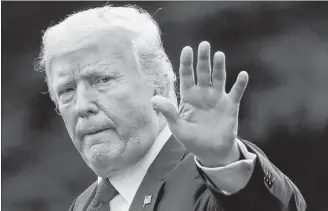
[81,127,111,140]
[88,128,108,135]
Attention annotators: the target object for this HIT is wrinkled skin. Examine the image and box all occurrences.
[50,40,161,177]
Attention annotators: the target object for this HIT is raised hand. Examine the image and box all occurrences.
[151,41,249,167]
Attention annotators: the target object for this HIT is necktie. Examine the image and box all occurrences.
[86,178,118,211]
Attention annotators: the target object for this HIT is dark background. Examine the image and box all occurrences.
[2,1,328,211]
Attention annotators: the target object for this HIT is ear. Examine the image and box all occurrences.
[152,89,160,115]
[152,86,168,97]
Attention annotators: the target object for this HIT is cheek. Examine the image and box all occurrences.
[123,101,154,133]
[126,100,153,125]
[105,92,156,138]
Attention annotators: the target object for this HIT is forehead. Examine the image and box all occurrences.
[50,40,138,81]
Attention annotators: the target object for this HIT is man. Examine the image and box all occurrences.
[37,5,306,211]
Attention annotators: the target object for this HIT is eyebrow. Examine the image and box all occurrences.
[77,61,120,77]
[78,67,122,82]
[54,62,122,92]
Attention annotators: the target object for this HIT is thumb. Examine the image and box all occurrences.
[151,95,180,126]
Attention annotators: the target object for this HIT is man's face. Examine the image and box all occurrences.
[50,40,159,177]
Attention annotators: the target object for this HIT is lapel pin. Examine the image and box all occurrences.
[143,195,152,207]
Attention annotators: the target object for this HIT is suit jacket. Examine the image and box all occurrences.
[69,136,306,211]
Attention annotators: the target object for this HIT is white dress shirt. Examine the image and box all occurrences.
[98,125,257,211]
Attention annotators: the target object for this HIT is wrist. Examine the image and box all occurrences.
[198,139,240,167]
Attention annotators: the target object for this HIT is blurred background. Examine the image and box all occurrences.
[2,1,328,211]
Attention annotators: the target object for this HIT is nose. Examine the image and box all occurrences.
[75,83,98,118]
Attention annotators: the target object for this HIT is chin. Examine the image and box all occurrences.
[91,165,117,178]
[87,156,122,177]
[81,143,123,174]
[81,130,156,177]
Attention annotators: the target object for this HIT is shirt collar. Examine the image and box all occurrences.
[97,124,172,204]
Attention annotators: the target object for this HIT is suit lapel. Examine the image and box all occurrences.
[72,181,97,211]
[73,136,187,211]
[129,135,187,211]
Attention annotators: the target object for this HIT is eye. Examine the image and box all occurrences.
[58,87,75,96]
[95,76,113,85]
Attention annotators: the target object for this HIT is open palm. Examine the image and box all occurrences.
[152,41,249,167]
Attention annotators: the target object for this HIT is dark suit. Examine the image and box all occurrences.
[69,136,306,211]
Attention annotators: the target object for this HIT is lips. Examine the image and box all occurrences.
[84,128,109,136]
[76,118,116,140]
[77,125,113,140]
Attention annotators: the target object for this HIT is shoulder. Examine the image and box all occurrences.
[157,154,217,210]
[165,153,205,191]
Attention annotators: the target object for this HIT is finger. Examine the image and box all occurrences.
[212,51,226,92]
[179,46,195,95]
[151,95,181,127]
[196,41,211,88]
[229,71,249,103]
